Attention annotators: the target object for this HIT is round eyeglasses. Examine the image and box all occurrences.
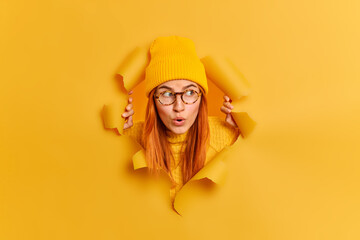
[154,89,202,105]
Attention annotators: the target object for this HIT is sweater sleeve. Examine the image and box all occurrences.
[123,121,145,148]
[208,116,240,152]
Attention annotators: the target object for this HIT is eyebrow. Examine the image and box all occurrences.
[158,84,198,91]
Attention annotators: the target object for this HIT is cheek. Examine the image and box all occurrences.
[188,102,201,117]
[155,103,171,122]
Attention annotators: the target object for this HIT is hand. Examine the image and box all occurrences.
[220,95,238,128]
[122,91,134,130]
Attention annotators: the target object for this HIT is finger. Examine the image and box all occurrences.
[127,115,133,127]
[220,106,226,114]
[125,109,134,118]
[122,110,131,118]
[128,90,133,95]
[225,113,232,123]
[225,113,237,128]
[123,122,130,130]
[126,103,133,111]
[223,101,234,109]
[220,106,232,114]
[223,95,230,102]
[123,115,133,130]
[224,95,232,103]
[128,97,133,104]
[122,109,131,118]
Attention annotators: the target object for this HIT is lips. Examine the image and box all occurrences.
[173,117,185,126]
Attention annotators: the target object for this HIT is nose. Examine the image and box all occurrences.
[173,94,185,112]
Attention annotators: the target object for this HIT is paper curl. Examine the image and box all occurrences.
[102,93,128,135]
[130,146,232,214]
[104,46,149,135]
[232,112,256,138]
[132,149,147,170]
[173,147,232,214]
[201,55,250,101]
[117,46,150,91]
[190,152,228,185]
[202,55,256,137]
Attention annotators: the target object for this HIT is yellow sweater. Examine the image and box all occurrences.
[124,116,240,201]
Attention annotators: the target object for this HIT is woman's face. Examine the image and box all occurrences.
[154,79,201,135]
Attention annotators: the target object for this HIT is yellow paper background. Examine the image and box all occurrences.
[1,0,360,239]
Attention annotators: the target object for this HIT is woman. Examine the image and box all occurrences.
[122,36,240,202]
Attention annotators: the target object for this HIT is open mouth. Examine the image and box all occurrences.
[173,118,185,126]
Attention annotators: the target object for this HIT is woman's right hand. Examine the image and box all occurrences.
[122,91,134,130]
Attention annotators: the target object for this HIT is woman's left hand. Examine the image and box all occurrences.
[220,95,238,128]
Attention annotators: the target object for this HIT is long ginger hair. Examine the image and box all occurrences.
[142,87,210,184]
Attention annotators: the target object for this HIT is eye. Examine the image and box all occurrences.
[162,91,174,97]
[184,90,195,96]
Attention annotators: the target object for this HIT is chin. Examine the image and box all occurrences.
[168,126,189,135]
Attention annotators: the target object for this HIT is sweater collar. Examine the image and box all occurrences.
[166,130,188,144]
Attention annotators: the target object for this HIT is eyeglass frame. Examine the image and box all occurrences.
[154,89,202,106]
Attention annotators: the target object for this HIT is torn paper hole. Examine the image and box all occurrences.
[103,49,257,215]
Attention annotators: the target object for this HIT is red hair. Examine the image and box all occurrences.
[142,87,210,184]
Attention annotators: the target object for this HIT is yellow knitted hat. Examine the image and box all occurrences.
[145,36,208,96]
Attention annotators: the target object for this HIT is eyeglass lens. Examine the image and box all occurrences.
[159,90,199,105]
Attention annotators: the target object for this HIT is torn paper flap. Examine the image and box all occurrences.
[231,112,256,138]
[102,93,128,135]
[192,159,227,185]
[133,149,147,170]
[173,147,232,214]
[192,146,232,184]
[201,55,250,101]
[231,97,252,113]
[117,46,150,91]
